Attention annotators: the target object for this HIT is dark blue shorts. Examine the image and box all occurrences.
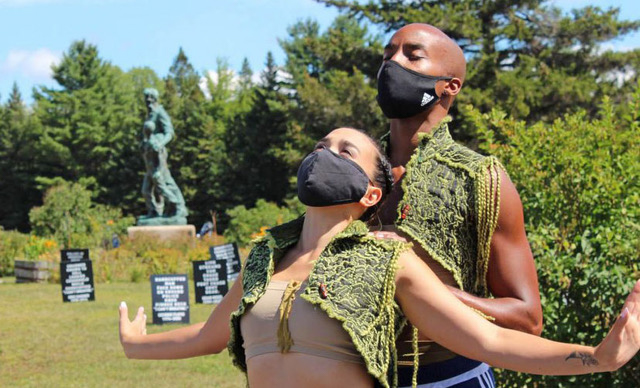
[397,356,495,387]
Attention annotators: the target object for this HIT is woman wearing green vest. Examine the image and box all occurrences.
[119,127,640,388]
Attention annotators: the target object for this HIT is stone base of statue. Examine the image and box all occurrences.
[127,224,196,241]
[137,214,188,226]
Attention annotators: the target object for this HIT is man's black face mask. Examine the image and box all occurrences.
[376,60,452,119]
[297,147,370,207]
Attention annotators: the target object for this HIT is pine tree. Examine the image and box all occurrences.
[161,48,219,226]
[0,83,51,230]
[33,40,142,215]
[238,57,254,91]
[280,16,387,142]
[220,52,296,214]
[317,0,640,140]
[7,83,24,113]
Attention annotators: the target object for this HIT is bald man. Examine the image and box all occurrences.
[372,24,543,387]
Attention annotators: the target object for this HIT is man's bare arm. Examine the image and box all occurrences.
[448,169,543,335]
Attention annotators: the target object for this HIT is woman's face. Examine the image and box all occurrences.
[312,127,379,183]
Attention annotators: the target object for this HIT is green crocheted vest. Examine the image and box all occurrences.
[384,120,502,297]
[227,217,411,388]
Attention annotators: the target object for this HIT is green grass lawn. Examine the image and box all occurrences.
[0,277,244,387]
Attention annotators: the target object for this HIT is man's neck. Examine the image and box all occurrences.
[388,108,448,167]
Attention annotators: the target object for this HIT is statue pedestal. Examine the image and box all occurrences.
[127,225,196,241]
[137,214,187,226]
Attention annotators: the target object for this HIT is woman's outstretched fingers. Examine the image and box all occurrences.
[624,280,640,316]
[119,301,131,347]
[135,306,145,323]
[602,298,640,371]
[119,301,129,330]
[618,306,640,368]
[609,307,630,343]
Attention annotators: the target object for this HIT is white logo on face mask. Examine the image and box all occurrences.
[421,92,434,106]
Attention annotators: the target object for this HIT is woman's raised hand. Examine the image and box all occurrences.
[595,280,640,371]
[119,301,147,357]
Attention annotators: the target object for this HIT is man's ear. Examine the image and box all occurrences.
[443,77,463,96]
[360,185,382,208]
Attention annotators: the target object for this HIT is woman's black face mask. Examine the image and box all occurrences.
[297,147,370,207]
[376,60,452,119]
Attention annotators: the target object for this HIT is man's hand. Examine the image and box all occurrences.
[369,230,408,242]
[369,225,408,242]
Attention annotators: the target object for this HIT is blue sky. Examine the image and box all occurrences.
[0,0,638,103]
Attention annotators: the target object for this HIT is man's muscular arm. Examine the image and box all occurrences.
[447,169,543,335]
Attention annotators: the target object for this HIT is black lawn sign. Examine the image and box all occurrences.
[209,243,241,281]
[150,274,190,324]
[60,249,95,303]
[192,259,229,304]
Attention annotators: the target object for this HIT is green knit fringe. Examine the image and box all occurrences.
[475,157,502,294]
[277,280,302,353]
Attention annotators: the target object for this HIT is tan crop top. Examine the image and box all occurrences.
[240,280,363,364]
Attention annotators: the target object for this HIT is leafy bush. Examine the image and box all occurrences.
[29,182,133,249]
[467,86,640,387]
[0,232,59,276]
[91,233,227,283]
[21,235,58,261]
[0,230,234,283]
[0,231,28,276]
[224,198,305,246]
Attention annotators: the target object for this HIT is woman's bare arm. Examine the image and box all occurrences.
[119,272,244,359]
[395,251,640,374]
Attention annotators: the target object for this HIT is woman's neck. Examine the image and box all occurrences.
[297,206,355,256]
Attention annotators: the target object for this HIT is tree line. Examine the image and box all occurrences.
[0,0,638,235]
[1,1,639,386]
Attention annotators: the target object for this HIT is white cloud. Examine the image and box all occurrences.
[198,66,294,100]
[0,48,61,80]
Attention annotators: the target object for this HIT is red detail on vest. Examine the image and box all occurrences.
[319,283,328,299]
[401,204,410,219]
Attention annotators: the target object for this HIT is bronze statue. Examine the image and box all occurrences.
[137,88,188,226]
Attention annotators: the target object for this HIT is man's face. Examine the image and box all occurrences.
[381,25,449,79]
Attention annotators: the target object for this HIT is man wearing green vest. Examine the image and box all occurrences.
[373,23,543,387]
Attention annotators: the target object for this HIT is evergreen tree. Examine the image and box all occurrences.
[233,57,256,116]
[238,57,254,92]
[33,40,142,215]
[162,48,220,227]
[281,16,387,142]
[7,83,24,112]
[317,0,640,141]
[0,83,52,230]
[206,58,237,117]
[221,52,297,214]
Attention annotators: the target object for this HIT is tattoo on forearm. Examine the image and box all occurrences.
[565,351,599,366]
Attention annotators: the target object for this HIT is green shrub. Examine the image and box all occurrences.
[224,198,305,246]
[467,87,640,387]
[90,233,227,283]
[29,182,133,249]
[21,235,59,261]
[0,231,28,275]
[0,231,59,276]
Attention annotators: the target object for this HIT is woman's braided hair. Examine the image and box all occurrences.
[350,128,394,222]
